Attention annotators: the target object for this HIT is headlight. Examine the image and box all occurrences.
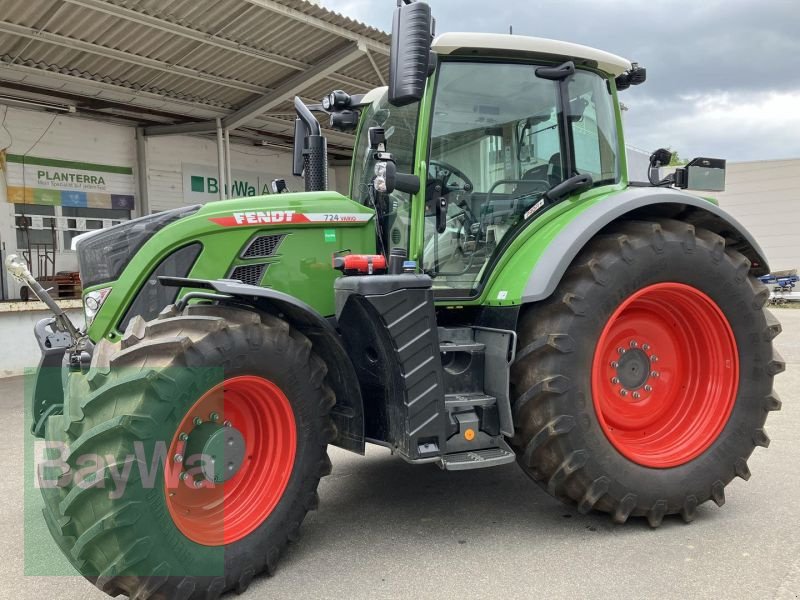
[83,287,112,327]
[75,205,200,288]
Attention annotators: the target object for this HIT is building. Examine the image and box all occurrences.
[714,159,800,273]
[0,0,390,300]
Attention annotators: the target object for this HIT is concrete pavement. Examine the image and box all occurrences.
[5,309,800,600]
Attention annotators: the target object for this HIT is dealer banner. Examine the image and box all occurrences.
[4,154,135,209]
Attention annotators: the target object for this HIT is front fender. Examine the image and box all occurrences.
[161,277,366,454]
[485,187,768,305]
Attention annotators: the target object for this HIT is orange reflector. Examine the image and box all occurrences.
[464,428,475,441]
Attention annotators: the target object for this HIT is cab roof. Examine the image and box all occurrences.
[431,32,632,77]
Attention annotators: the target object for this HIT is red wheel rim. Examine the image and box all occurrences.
[164,376,297,546]
[591,283,738,468]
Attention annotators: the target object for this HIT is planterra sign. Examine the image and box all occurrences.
[4,154,135,209]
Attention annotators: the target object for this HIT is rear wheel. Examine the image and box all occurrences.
[510,219,784,526]
[40,304,335,598]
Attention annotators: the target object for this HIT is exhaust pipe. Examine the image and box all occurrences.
[293,97,328,192]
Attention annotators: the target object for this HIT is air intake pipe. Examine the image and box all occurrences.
[293,96,328,192]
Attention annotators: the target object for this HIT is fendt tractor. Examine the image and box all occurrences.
[8,1,783,598]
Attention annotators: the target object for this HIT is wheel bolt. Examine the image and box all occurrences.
[630,340,638,348]
[193,417,203,426]
[179,432,188,442]
[210,412,220,422]
[632,392,641,399]
[180,472,189,481]
[610,361,619,368]
[642,344,650,351]
[173,453,183,463]
[617,347,626,355]
[650,355,658,362]
[223,420,233,428]
[194,479,204,489]
[620,389,628,397]
[651,371,659,378]
[611,377,619,384]
[644,384,653,392]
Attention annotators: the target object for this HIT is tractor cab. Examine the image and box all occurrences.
[319,13,644,301]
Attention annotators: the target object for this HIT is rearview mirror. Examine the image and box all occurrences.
[389,1,435,107]
[674,157,726,192]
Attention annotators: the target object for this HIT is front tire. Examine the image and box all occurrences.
[510,219,784,526]
[40,304,335,599]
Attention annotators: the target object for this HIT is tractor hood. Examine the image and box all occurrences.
[80,191,377,343]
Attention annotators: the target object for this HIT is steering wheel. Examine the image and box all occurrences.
[429,159,474,193]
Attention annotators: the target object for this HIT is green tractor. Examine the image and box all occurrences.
[9,1,783,598]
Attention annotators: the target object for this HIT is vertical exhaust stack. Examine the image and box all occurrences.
[293,96,328,192]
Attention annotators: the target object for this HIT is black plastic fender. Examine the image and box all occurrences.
[521,187,770,303]
[160,276,365,454]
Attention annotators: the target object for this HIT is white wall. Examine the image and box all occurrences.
[0,105,138,298]
[715,159,800,273]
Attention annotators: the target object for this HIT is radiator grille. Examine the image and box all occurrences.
[229,263,267,286]
[242,234,285,258]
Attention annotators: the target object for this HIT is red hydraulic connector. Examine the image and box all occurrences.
[332,254,388,276]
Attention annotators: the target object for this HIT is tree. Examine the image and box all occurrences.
[667,148,689,166]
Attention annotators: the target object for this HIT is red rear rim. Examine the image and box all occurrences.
[165,376,297,546]
[591,282,738,468]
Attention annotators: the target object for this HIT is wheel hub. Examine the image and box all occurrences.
[184,421,246,484]
[615,347,650,390]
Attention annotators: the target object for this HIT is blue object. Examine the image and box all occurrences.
[402,260,417,273]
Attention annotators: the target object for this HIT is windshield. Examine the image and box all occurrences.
[423,61,619,294]
[351,90,420,257]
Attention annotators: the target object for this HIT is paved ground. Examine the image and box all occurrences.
[4,309,800,600]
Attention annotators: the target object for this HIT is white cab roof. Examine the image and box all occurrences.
[432,32,631,76]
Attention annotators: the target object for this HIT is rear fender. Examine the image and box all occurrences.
[161,277,365,454]
[521,187,769,303]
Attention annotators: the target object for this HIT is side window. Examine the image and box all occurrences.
[569,72,619,183]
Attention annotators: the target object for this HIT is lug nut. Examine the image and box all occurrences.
[179,432,188,442]
[642,344,650,351]
[650,355,658,362]
[180,472,189,481]
[193,417,203,426]
[610,361,619,368]
[651,371,659,378]
[617,347,626,355]
[194,479,204,489]
[210,412,220,422]
[620,389,628,397]
[632,392,641,399]
[223,420,233,428]
[173,454,183,463]
[611,377,619,384]
[630,340,638,348]
[644,384,653,392]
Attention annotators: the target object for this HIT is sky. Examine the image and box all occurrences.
[323,0,800,162]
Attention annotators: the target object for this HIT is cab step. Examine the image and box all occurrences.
[440,439,516,471]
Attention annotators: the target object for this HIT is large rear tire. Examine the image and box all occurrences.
[510,219,784,526]
[40,304,335,598]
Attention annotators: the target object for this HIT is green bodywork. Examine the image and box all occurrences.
[86,192,376,342]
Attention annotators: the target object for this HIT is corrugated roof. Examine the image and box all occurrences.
[0,0,390,151]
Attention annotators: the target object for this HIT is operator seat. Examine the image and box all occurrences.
[514,153,562,196]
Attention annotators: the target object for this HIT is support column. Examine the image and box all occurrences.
[216,118,227,200]
[224,128,233,199]
[135,127,150,216]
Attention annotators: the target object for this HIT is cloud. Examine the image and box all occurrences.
[323,0,800,161]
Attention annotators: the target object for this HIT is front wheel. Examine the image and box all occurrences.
[510,219,784,526]
[40,304,335,598]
